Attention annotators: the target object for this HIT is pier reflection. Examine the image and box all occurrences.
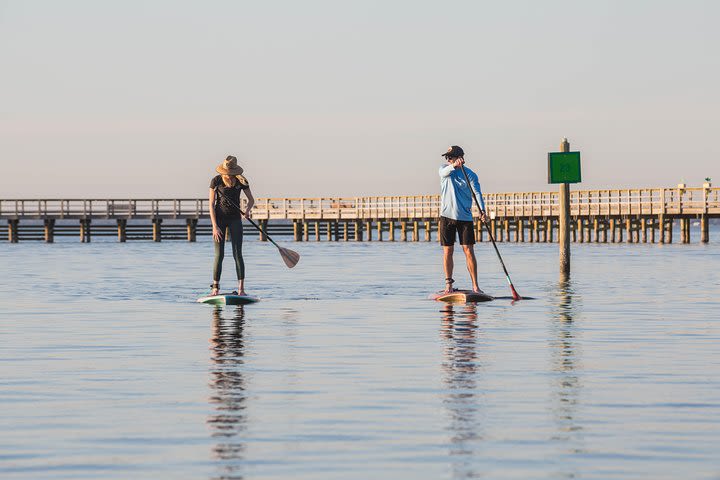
[207,305,248,480]
[440,303,484,479]
[549,278,584,457]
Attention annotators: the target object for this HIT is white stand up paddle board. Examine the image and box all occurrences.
[429,289,494,303]
[197,293,259,305]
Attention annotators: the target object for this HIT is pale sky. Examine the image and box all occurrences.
[1,0,718,198]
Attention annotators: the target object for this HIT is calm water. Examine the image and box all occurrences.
[1,235,719,479]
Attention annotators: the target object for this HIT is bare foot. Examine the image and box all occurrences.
[238,290,247,296]
[444,278,455,294]
[211,284,219,296]
[472,286,485,294]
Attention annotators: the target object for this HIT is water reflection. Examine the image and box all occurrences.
[208,306,248,480]
[440,303,484,479]
[549,278,584,453]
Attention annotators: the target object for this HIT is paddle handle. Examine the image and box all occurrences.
[213,188,282,248]
[460,165,520,300]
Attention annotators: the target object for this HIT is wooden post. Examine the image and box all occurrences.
[400,221,407,241]
[314,221,320,241]
[546,218,553,243]
[44,219,55,243]
[258,220,267,241]
[701,215,709,243]
[667,218,673,243]
[610,218,616,243]
[303,221,309,242]
[649,219,656,243]
[8,219,19,243]
[343,221,348,241]
[601,219,608,243]
[355,220,362,241]
[490,219,497,242]
[118,219,128,242]
[80,219,91,243]
[327,221,332,242]
[530,219,537,243]
[293,220,301,241]
[365,221,372,241]
[503,219,510,242]
[559,138,571,277]
[577,219,584,243]
[377,220,383,241]
[625,218,633,243]
[412,220,419,241]
[477,220,484,242]
[680,219,686,244]
[593,218,599,243]
[425,221,431,241]
[187,218,197,242]
[152,218,162,242]
[388,220,395,241]
[641,218,648,243]
[513,219,520,242]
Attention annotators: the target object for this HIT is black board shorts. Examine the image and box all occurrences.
[439,216,475,246]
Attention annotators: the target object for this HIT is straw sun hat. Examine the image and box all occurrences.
[216,156,249,185]
[217,155,244,175]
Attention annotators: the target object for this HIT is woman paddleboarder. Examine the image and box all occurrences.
[209,156,255,296]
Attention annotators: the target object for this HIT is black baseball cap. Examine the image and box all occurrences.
[441,145,464,158]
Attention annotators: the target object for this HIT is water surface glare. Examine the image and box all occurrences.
[1,239,719,479]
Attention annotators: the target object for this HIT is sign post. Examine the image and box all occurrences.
[548,139,581,278]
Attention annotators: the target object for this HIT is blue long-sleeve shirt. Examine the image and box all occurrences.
[439,164,485,221]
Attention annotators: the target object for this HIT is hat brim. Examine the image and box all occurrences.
[216,166,244,175]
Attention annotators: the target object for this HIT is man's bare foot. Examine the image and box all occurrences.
[211,284,219,296]
[472,286,485,294]
[444,278,455,293]
[238,290,247,296]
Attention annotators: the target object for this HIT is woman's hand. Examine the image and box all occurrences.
[212,225,223,242]
[243,210,252,220]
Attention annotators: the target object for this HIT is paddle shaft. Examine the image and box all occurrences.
[459,164,520,297]
[213,188,283,249]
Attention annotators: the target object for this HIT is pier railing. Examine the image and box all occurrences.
[1,187,718,220]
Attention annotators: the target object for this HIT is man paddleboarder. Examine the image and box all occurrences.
[439,145,488,294]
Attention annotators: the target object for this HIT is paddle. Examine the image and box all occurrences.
[213,188,300,269]
[459,164,521,301]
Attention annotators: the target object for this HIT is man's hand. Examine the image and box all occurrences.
[479,211,489,223]
[452,157,465,168]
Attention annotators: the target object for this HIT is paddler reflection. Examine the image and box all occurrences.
[207,305,248,478]
[440,303,485,478]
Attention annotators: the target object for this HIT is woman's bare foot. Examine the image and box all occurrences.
[211,283,219,296]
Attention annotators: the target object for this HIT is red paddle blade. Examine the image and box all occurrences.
[510,284,522,301]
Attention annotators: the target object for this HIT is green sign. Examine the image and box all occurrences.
[548,151,581,184]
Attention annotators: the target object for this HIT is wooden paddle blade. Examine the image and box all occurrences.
[279,247,300,268]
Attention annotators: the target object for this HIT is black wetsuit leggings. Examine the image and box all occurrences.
[213,217,244,282]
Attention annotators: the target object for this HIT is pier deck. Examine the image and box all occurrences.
[1,186,717,243]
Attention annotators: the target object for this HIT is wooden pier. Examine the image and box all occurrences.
[1,185,717,243]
